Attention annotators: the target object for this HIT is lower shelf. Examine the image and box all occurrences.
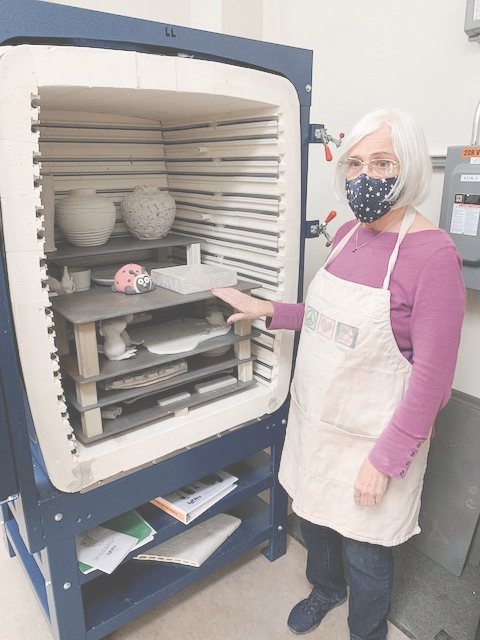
[4,494,274,640]
[78,450,273,585]
[82,497,272,639]
[3,417,288,640]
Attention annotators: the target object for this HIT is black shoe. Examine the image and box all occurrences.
[287,588,347,635]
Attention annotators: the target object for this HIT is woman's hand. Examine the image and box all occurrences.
[211,288,274,324]
[353,458,390,507]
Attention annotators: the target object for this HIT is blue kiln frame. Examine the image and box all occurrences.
[0,1,314,637]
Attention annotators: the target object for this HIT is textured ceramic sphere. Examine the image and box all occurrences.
[55,188,116,247]
[121,186,176,240]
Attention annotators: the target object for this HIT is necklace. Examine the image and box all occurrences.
[352,219,400,252]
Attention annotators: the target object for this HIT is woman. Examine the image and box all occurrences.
[212,108,465,640]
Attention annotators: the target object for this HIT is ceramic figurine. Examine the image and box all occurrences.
[47,276,66,295]
[111,263,155,294]
[47,266,76,295]
[99,315,142,361]
[119,314,144,349]
[205,307,226,327]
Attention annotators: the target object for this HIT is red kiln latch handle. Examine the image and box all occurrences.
[310,125,344,161]
[319,210,337,246]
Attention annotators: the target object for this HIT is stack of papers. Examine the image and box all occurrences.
[76,510,155,574]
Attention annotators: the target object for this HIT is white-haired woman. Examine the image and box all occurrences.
[212,109,465,640]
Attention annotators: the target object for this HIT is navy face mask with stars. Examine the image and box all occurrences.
[345,174,398,223]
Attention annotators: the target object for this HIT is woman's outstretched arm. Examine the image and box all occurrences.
[211,288,274,324]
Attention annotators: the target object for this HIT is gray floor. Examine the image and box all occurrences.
[287,513,480,640]
[391,543,480,640]
[0,534,410,640]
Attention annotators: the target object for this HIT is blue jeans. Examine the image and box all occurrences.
[299,517,394,640]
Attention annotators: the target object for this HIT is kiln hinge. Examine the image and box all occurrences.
[305,220,321,238]
[308,124,326,143]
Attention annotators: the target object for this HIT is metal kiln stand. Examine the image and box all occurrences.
[0,2,325,638]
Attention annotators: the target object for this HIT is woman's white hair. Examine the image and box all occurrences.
[333,108,432,210]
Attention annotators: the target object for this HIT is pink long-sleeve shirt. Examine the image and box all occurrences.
[268,220,465,479]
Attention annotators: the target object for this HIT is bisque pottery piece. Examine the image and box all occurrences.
[101,406,123,420]
[47,274,75,296]
[101,360,188,391]
[121,185,176,240]
[60,266,76,294]
[99,314,144,361]
[69,267,91,292]
[55,188,116,246]
[129,317,232,355]
[112,263,155,294]
[151,264,237,294]
[204,307,231,357]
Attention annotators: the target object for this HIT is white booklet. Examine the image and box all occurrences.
[77,510,156,574]
[76,526,138,574]
[151,469,238,524]
[134,513,241,567]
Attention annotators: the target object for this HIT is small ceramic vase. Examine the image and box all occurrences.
[55,188,116,247]
[60,266,76,294]
[121,185,176,240]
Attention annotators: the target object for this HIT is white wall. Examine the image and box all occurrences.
[261,0,480,398]
[38,0,480,398]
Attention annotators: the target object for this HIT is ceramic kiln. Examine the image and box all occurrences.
[1,40,305,493]
[0,3,327,638]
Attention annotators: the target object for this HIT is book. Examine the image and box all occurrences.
[76,526,138,575]
[134,513,241,567]
[151,469,238,524]
[77,509,156,574]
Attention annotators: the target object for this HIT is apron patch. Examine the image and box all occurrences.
[334,322,359,349]
[317,314,335,339]
[304,305,319,330]
[304,306,359,349]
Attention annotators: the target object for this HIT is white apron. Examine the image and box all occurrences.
[279,207,430,546]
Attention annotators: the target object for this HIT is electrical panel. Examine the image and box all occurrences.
[439,146,480,289]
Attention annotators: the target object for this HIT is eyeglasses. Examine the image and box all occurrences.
[339,158,399,179]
